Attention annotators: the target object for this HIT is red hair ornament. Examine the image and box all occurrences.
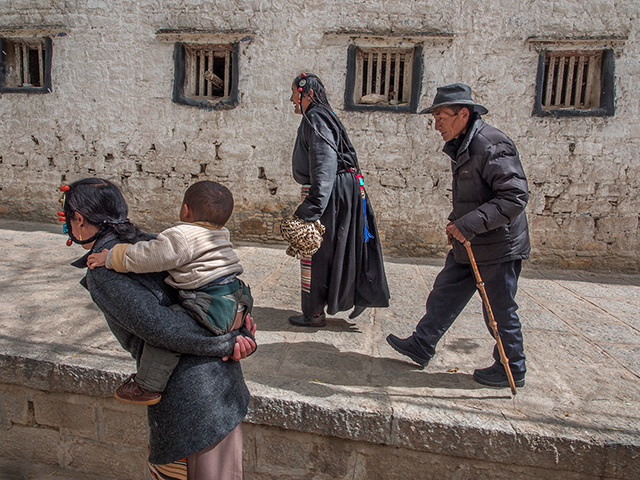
[58,185,73,246]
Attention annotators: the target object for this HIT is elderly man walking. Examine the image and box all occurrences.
[386,83,530,388]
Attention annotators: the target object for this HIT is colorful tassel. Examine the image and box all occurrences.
[349,168,374,243]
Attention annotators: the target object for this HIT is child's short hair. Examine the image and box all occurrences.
[183,181,234,226]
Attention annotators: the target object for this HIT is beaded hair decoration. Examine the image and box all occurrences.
[57,185,73,246]
[296,72,308,108]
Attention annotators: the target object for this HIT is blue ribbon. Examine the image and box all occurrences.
[362,196,374,243]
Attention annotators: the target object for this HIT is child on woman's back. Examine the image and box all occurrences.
[88,180,252,405]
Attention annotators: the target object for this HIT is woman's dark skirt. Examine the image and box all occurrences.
[301,171,390,317]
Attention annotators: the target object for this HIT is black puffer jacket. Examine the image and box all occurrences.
[446,114,530,265]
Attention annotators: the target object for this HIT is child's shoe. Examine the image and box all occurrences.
[114,376,162,405]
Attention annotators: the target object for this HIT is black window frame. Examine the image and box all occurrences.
[532,48,615,117]
[344,44,423,113]
[172,41,240,110]
[0,36,52,94]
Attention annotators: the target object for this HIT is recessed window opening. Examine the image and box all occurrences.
[3,39,46,88]
[184,45,232,100]
[355,48,413,106]
[541,50,602,110]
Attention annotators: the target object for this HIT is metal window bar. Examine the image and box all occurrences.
[542,51,602,109]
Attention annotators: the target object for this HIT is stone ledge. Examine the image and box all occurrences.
[2,352,637,479]
[246,381,639,479]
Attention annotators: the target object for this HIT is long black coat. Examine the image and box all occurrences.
[292,103,390,313]
[447,114,530,265]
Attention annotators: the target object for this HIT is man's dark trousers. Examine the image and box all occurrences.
[410,250,526,375]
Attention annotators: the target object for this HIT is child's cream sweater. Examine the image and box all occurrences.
[107,221,243,290]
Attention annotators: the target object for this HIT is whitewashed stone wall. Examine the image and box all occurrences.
[0,0,638,271]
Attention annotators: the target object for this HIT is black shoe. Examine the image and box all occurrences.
[349,305,367,319]
[473,364,525,388]
[289,312,327,327]
[386,334,431,367]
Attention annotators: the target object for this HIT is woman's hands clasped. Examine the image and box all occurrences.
[222,313,257,362]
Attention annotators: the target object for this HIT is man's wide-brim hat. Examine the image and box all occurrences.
[419,83,488,115]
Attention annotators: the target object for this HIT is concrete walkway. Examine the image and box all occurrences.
[1,219,639,478]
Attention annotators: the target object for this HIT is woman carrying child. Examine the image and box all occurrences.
[87,180,253,406]
[61,177,254,480]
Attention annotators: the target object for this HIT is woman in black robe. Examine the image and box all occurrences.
[286,72,390,327]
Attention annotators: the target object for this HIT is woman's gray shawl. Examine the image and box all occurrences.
[73,231,252,464]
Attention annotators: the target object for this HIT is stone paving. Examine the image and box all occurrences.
[0,219,639,478]
[238,238,640,450]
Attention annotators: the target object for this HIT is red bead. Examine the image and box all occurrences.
[58,217,66,221]
[301,73,306,78]
[66,238,73,246]
[59,185,70,192]
[57,211,64,216]
[298,87,303,92]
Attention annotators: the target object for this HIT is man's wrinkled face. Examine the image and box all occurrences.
[432,106,469,142]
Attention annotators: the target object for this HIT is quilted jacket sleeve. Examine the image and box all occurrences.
[455,140,528,241]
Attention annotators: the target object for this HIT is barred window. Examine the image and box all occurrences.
[541,51,602,110]
[532,46,615,117]
[0,37,52,93]
[345,44,422,113]
[183,44,233,100]
[173,42,239,110]
[354,48,413,106]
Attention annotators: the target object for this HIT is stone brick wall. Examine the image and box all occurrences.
[2,381,637,480]
[0,383,150,478]
[1,352,638,480]
[0,0,638,271]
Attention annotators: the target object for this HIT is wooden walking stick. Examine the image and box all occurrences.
[463,240,517,395]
